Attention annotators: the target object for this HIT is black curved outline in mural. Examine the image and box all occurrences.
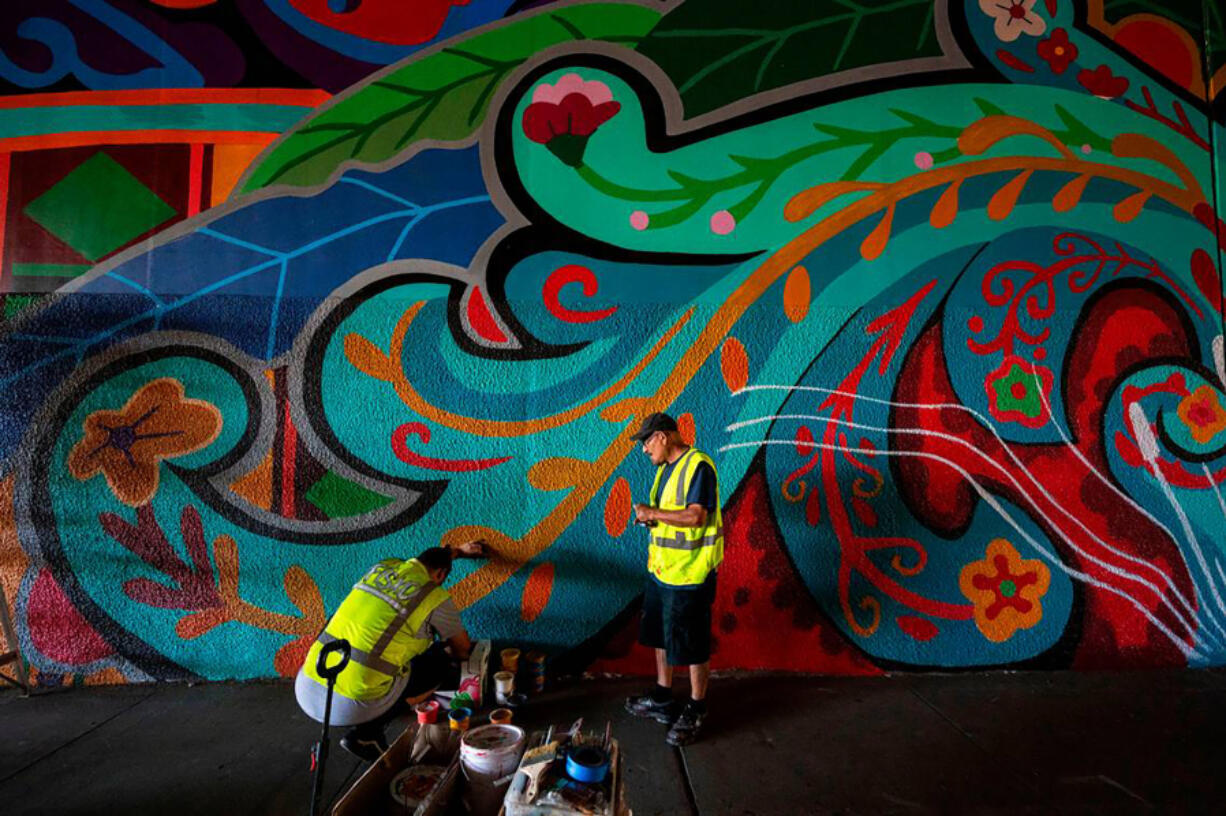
[460,223,758,362]
[1070,278,1203,475]
[294,266,484,527]
[18,343,271,682]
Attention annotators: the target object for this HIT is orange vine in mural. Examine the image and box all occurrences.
[99,504,325,676]
[438,115,1211,612]
[785,116,1206,258]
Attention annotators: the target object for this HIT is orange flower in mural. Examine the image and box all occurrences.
[1176,385,1226,445]
[68,379,222,506]
[959,538,1050,642]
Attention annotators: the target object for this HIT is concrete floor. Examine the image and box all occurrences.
[2,669,1225,815]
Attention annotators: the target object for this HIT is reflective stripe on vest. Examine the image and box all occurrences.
[303,558,447,700]
[646,448,723,586]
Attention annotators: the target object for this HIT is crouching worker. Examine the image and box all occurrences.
[294,540,486,761]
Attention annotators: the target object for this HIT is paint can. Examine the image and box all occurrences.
[489,708,513,725]
[461,724,526,816]
[494,670,515,705]
[449,707,471,732]
[526,650,546,693]
[499,647,520,673]
[416,699,440,724]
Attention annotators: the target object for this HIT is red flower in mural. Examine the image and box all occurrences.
[1176,385,1226,445]
[959,538,1051,642]
[1077,64,1130,98]
[1037,28,1077,74]
[67,379,222,507]
[522,73,621,167]
[984,355,1054,428]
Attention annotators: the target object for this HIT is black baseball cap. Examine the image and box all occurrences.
[630,412,678,441]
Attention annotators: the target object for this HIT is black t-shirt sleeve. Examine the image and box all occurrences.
[684,462,717,511]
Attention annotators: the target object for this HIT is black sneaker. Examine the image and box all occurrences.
[624,690,680,724]
[339,731,388,762]
[666,702,705,746]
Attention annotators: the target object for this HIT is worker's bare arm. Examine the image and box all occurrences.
[633,503,708,528]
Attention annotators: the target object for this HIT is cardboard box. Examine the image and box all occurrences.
[332,724,460,816]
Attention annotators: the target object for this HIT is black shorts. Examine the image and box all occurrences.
[638,572,717,666]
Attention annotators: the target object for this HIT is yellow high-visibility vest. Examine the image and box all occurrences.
[302,557,449,701]
[647,447,723,586]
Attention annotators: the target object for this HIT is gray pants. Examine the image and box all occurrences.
[294,668,410,727]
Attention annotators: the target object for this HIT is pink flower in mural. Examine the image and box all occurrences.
[984,355,1054,428]
[1077,64,1129,98]
[1176,385,1226,445]
[979,0,1047,42]
[959,538,1051,642]
[67,379,222,507]
[1037,28,1078,74]
[522,73,621,167]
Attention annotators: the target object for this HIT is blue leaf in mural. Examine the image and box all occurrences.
[0,146,501,460]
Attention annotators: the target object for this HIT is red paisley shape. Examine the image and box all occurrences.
[465,287,508,344]
[543,265,618,323]
[391,423,511,472]
[897,615,939,642]
[891,283,1197,668]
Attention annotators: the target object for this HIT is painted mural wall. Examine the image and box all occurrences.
[0,0,1223,688]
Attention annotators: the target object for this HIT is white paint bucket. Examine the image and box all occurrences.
[460,724,525,815]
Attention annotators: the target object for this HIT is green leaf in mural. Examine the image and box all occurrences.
[635,0,940,120]
[241,3,661,192]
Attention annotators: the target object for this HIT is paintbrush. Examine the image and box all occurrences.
[519,739,560,801]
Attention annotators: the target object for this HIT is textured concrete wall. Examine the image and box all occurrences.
[0,0,1223,686]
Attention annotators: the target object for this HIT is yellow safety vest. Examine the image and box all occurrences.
[647,448,723,587]
[303,557,450,701]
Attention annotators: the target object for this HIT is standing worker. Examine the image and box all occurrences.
[623,412,723,746]
[294,540,486,761]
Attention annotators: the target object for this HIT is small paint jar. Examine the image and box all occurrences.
[494,671,515,705]
[489,708,513,725]
[448,707,471,731]
[500,647,520,673]
[415,699,440,724]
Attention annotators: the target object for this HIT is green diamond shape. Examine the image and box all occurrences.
[23,152,177,261]
[304,471,393,520]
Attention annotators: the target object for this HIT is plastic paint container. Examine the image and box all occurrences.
[415,699,440,724]
[461,724,526,816]
[461,724,525,777]
[493,670,515,704]
[448,707,471,731]
[499,647,520,672]
[489,708,513,725]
